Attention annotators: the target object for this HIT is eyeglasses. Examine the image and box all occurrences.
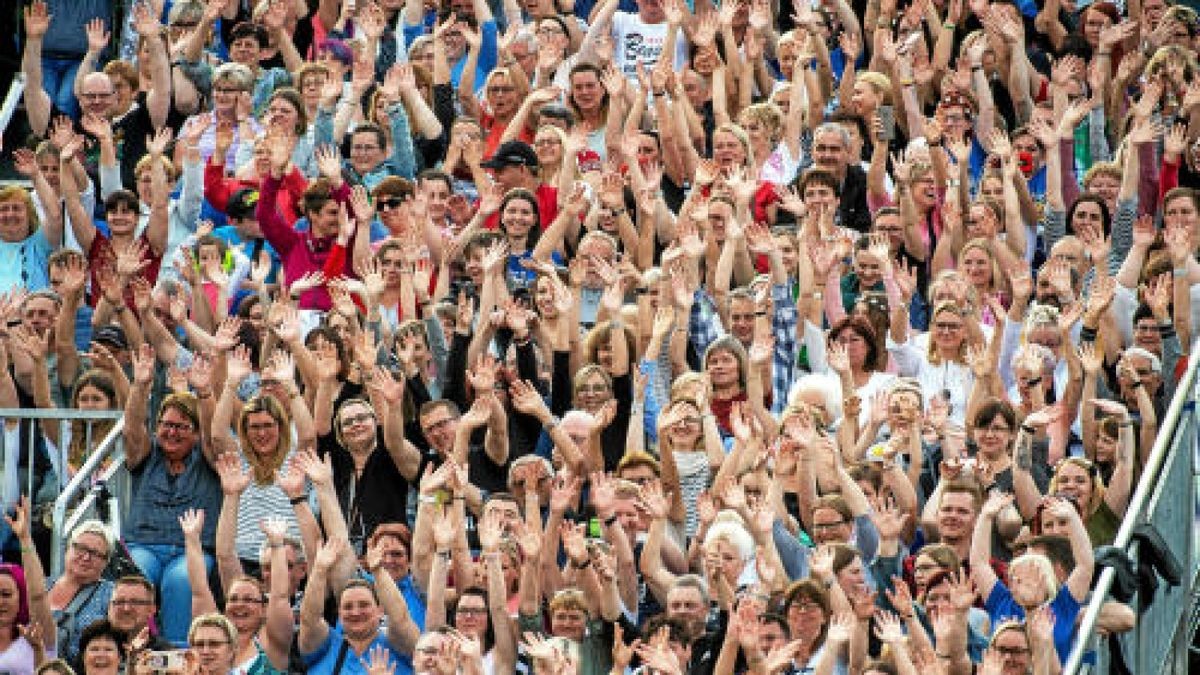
[191,640,230,650]
[933,321,964,332]
[789,601,821,612]
[980,423,1012,434]
[536,26,565,36]
[71,542,109,560]
[214,87,243,95]
[110,598,153,607]
[351,144,380,153]
[159,420,195,433]
[534,138,561,147]
[341,413,375,429]
[378,198,405,210]
[993,645,1031,657]
[226,595,267,605]
[456,606,488,616]
[422,417,455,433]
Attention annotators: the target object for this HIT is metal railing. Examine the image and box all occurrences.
[0,409,128,576]
[51,419,128,577]
[1063,346,1200,675]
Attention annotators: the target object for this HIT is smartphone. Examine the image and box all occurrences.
[878,105,896,142]
[866,444,888,462]
[587,517,603,539]
[147,650,187,672]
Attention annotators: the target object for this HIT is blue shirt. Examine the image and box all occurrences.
[985,582,1082,664]
[127,443,223,548]
[302,625,413,675]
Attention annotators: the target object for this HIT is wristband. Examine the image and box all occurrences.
[289,494,308,506]
[571,558,591,569]
[1173,267,1188,278]
[755,311,768,317]
[1020,424,1035,434]
[603,514,619,528]
[942,21,955,30]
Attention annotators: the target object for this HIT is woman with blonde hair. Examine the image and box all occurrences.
[958,239,1010,326]
[211,347,315,567]
[888,299,984,425]
[656,397,724,537]
[737,102,801,184]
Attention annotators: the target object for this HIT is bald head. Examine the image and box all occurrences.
[79,73,117,118]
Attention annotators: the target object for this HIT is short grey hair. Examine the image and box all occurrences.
[168,0,205,25]
[1123,347,1162,373]
[671,574,710,604]
[814,122,851,149]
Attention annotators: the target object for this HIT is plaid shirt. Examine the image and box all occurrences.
[770,283,799,413]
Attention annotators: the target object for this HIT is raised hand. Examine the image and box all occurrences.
[216,452,251,495]
[23,2,51,38]
[980,490,1013,518]
[84,17,112,54]
[179,508,205,540]
[131,343,156,385]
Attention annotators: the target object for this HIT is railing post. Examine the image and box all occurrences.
[1062,342,1200,675]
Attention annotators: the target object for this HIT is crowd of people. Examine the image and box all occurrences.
[1,0,1198,672]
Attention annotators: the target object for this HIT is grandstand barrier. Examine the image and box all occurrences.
[0,409,127,577]
[1063,346,1200,675]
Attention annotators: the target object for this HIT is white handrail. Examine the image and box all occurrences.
[1062,339,1200,674]
[50,417,126,577]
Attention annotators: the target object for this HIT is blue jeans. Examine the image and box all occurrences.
[41,56,82,120]
[127,543,213,646]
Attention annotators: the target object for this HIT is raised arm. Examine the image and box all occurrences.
[130,3,171,129]
[970,491,1009,599]
[21,3,53,136]
[123,344,156,469]
[180,509,219,617]
[297,538,340,655]
[213,451,251,591]
[7,499,56,650]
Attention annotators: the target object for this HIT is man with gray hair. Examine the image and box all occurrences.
[805,122,872,232]
[1108,346,1168,422]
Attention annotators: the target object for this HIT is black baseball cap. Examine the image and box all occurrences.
[227,187,260,221]
[480,141,539,170]
[92,325,129,350]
